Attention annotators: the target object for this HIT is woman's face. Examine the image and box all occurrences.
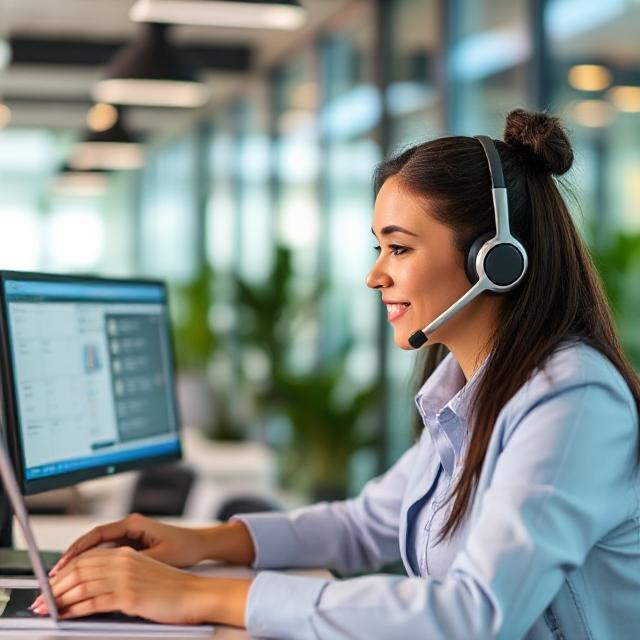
[366,176,471,349]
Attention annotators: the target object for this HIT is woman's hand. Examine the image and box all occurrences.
[32,547,251,627]
[50,513,210,575]
[51,514,256,576]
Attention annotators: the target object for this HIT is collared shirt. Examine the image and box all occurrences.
[406,355,481,576]
[235,342,640,639]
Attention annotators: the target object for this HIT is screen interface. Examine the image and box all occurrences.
[2,278,180,482]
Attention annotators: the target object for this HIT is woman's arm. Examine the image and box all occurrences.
[38,445,418,626]
[56,439,417,580]
[234,443,419,575]
[52,515,256,573]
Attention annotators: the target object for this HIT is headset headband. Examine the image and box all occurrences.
[474,135,505,188]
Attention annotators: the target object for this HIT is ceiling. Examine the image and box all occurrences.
[0,0,355,133]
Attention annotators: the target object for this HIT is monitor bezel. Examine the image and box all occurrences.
[0,270,183,495]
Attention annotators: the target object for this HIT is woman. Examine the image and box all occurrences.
[32,109,640,639]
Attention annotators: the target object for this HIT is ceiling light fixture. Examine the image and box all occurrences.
[568,64,612,92]
[93,23,209,108]
[86,103,120,132]
[130,0,306,30]
[71,113,145,171]
[607,85,640,113]
[570,99,615,128]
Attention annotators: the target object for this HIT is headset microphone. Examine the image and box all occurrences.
[408,135,528,349]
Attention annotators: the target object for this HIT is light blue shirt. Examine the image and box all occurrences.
[235,342,640,639]
[406,354,479,577]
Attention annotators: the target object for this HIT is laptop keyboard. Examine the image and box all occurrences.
[0,587,150,623]
[0,587,40,617]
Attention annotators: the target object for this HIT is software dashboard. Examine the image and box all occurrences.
[2,278,180,483]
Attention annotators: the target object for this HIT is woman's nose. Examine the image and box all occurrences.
[366,263,391,289]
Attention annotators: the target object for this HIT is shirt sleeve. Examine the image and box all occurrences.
[232,444,418,575]
[243,368,639,639]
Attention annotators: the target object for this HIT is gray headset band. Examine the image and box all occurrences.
[474,135,505,189]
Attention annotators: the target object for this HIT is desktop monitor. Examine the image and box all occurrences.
[0,270,182,501]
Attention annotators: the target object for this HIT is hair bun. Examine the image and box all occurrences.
[504,109,573,176]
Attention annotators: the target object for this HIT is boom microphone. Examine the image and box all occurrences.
[407,279,490,348]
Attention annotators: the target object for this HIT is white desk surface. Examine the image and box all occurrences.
[9,515,330,639]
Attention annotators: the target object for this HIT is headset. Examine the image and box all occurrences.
[407,135,528,349]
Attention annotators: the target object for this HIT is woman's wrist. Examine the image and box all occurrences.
[198,520,256,566]
[189,575,252,627]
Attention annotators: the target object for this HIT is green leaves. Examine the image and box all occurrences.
[590,231,640,370]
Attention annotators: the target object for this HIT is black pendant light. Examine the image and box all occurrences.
[130,0,306,30]
[71,107,145,171]
[93,22,209,108]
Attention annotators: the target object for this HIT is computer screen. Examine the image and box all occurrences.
[0,271,182,495]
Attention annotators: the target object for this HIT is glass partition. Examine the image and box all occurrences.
[139,135,198,283]
[452,0,531,135]
[387,0,444,148]
[546,0,640,367]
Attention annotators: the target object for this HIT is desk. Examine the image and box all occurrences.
[12,516,331,639]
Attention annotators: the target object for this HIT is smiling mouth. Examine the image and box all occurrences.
[386,303,410,322]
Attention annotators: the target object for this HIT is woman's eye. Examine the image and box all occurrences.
[372,244,409,256]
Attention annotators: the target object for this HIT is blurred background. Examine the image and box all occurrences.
[0,0,639,518]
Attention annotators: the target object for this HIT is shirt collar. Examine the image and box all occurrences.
[414,352,487,477]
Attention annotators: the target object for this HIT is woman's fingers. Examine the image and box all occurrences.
[34,546,219,626]
[34,579,112,614]
[58,594,118,620]
[33,551,116,610]
[51,564,102,598]
[51,516,148,575]
[51,523,126,574]
[57,579,114,611]
[50,548,122,597]
[34,548,131,612]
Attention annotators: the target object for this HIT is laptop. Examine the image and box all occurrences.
[0,425,215,634]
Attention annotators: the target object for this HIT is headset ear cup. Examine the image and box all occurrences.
[465,232,494,284]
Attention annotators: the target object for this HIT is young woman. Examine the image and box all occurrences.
[32,109,640,639]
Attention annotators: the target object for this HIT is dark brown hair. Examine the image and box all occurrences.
[374,108,640,543]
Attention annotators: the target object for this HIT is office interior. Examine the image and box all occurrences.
[0,0,639,525]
